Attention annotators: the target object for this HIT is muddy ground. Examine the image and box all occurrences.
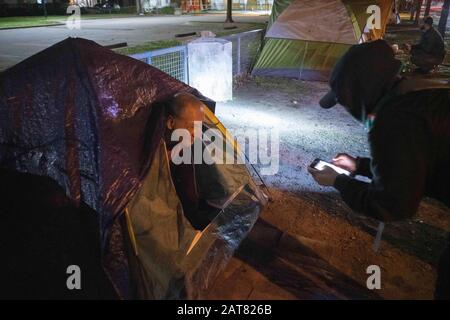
[205,58,450,299]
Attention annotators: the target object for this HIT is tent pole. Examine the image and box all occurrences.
[299,41,308,80]
[243,152,274,202]
[124,208,139,257]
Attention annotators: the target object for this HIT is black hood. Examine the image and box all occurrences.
[320,40,402,122]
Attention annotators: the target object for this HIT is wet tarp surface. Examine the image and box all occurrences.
[0,37,235,298]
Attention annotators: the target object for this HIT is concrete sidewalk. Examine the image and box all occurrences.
[0,13,268,71]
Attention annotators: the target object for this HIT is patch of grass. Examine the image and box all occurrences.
[203,22,266,37]
[0,13,140,29]
[0,16,66,28]
[114,39,182,55]
[157,6,175,15]
[114,22,264,56]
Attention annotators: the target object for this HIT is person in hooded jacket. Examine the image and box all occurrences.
[308,39,450,299]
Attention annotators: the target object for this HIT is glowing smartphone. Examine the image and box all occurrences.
[309,158,351,176]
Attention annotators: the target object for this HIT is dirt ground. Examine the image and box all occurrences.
[205,39,450,299]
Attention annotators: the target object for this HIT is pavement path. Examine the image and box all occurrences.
[0,13,268,71]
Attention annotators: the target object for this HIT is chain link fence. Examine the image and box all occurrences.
[129,29,264,83]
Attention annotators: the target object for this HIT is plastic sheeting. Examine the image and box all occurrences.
[126,108,267,299]
[187,37,233,102]
[0,37,224,298]
[126,140,197,299]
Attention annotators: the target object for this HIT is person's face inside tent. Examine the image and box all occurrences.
[166,93,206,147]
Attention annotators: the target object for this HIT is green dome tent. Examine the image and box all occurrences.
[252,0,393,81]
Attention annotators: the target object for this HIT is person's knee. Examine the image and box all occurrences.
[411,55,440,72]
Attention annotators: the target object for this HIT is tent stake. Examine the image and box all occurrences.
[299,41,309,80]
[243,152,274,202]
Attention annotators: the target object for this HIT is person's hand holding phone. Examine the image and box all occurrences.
[308,165,340,186]
[332,153,357,174]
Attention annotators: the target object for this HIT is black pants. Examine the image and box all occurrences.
[411,49,444,73]
[435,234,450,300]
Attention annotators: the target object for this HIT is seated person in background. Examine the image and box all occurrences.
[164,92,219,230]
[405,16,446,74]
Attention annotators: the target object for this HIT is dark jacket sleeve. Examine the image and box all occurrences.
[412,32,430,52]
[412,31,435,53]
[355,157,372,178]
[333,112,429,222]
[411,41,421,51]
[412,29,445,57]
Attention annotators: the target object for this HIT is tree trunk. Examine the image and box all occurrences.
[414,0,423,24]
[424,0,432,17]
[438,0,450,37]
[410,0,416,21]
[398,0,407,12]
[136,0,143,15]
[43,0,47,19]
[225,0,234,23]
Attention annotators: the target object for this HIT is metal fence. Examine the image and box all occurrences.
[221,29,264,77]
[129,29,264,84]
[129,45,189,83]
